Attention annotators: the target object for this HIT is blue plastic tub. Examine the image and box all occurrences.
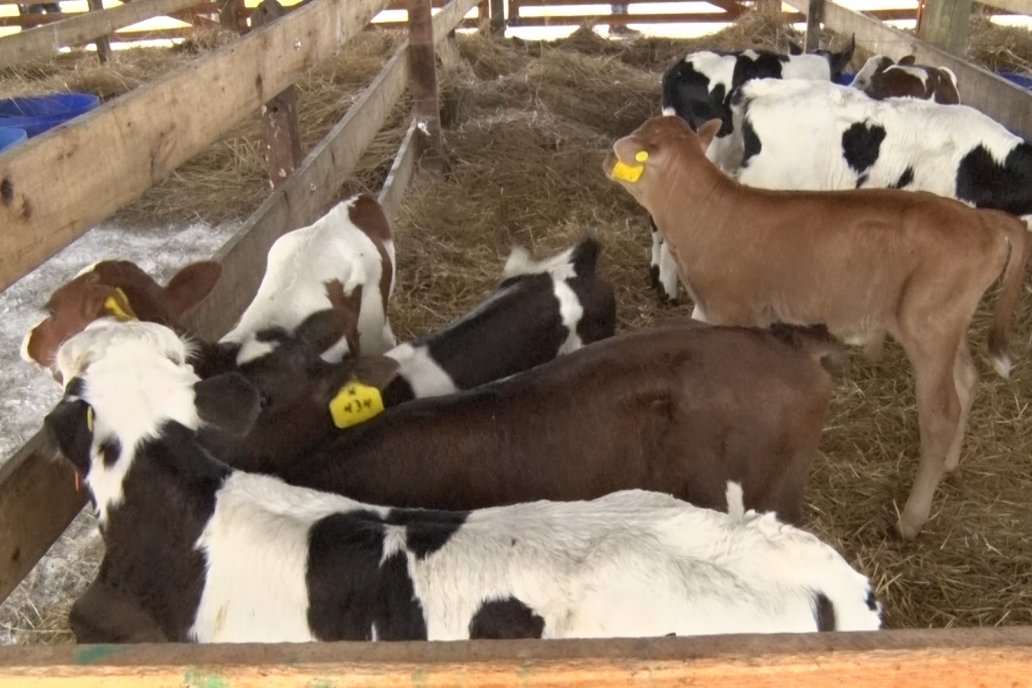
[835,71,856,86]
[0,127,27,153]
[0,93,100,137]
[998,72,1032,90]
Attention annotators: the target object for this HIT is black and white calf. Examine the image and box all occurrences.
[47,320,882,642]
[382,238,616,404]
[652,38,856,301]
[728,79,1032,223]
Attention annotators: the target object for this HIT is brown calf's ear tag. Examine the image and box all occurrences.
[328,380,385,429]
[611,151,647,183]
[104,288,137,322]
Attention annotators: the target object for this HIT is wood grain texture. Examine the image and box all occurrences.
[782,0,1032,140]
[253,0,304,188]
[0,629,1031,686]
[917,0,974,54]
[976,0,1032,13]
[0,0,203,66]
[0,0,390,293]
[377,117,422,222]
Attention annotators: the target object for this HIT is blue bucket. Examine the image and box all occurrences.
[0,127,27,153]
[834,71,856,86]
[998,72,1032,90]
[0,92,100,137]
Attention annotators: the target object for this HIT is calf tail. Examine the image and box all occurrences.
[988,215,1031,379]
[569,237,602,277]
[769,323,848,377]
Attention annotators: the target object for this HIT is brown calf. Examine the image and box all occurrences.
[605,115,1030,539]
[21,260,221,375]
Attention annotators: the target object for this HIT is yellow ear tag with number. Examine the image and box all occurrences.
[103,288,136,322]
[611,151,648,184]
[328,381,385,429]
[86,405,94,432]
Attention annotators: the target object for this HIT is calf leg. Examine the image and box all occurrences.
[657,241,680,304]
[898,335,963,539]
[945,337,978,473]
[70,577,168,643]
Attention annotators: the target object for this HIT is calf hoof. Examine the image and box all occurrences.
[896,517,924,541]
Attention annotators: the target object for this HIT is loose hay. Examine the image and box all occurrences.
[2,10,1032,643]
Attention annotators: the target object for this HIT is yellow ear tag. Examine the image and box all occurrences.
[634,150,649,162]
[328,381,385,429]
[611,160,644,183]
[86,405,94,432]
[103,288,135,322]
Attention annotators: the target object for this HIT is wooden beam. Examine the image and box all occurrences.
[781,0,1032,140]
[917,0,974,55]
[489,0,503,31]
[86,0,113,63]
[805,0,823,52]
[253,0,303,188]
[2,629,1032,686]
[377,117,422,223]
[0,0,203,66]
[408,0,445,172]
[976,0,1032,13]
[0,0,391,295]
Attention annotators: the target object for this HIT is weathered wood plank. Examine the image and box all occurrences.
[781,0,1032,140]
[976,0,1032,14]
[0,0,203,66]
[918,0,974,55]
[1,629,1032,685]
[489,0,503,32]
[253,0,303,189]
[805,0,824,52]
[409,0,444,171]
[0,0,390,294]
[86,0,113,63]
[377,116,422,222]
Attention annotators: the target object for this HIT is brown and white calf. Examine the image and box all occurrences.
[850,55,960,104]
[604,115,1030,539]
[220,193,396,364]
[53,320,877,643]
[21,259,221,374]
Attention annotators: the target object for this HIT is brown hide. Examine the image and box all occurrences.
[605,115,1030,539]
[864,59,960,105]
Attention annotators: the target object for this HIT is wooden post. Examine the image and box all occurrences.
[218,0,240,31]
[408,0,445,172]
[917,0,973,55]
[253,0,303,188]
[804,0,823,52]
[86,0,112,63]
[507,0,519,26]
[490,0,503,32]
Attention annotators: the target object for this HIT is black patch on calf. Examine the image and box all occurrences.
[381,375,417,408]
[891,166,915,189]
[569,238,601,277]
[662,61,729,133]
[306,510,428,641]
[814,592,836,631]
[567,273,617,346]
[99,437,121,468]
[865,589,878,611]
[741,116,762,167]
[731,51,786,89]
[956,143,1032,215]
[194,372,261,438]
[64,376,86,399]
[384,508,469,559]
[841,122,886,175]
[469,597,545,639]
[43,397,93,475]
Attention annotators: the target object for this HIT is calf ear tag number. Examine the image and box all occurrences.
[611,151,647,183]
[328,381,385,429]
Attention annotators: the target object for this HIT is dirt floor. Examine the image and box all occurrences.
[1,9,1031,642]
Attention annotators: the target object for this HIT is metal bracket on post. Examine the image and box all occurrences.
[804,0,824,52]
[408,0,446,173]
[253,0,303,188]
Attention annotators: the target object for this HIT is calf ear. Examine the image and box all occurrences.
[898,54,916,66]
[296,308,352,357]
[788,41,803,55]
[43,396,93,475]
[82,278,136,323]
[830,35,856,75]
[164,261,222,320]
[696,119,722,150]
[194,373,261,437]
[351,355,400,390]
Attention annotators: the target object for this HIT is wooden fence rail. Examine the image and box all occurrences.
[1,628,1032,686]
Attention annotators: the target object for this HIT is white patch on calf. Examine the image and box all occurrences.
[504,245,577,281]
[724,480,744,518]
[661,106,675,116]
[849,56,884,90]
[781,55,832,82]
[20,315,47,364]
[553,281,584,355]
[888,65,929,88]
[385,342,458,398]
[235,338,278,366]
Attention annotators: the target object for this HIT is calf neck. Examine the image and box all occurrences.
[605,115,1030,538]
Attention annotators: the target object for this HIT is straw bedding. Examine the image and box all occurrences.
[0,9,1030,643]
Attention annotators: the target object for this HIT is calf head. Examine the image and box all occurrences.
[22,260,221,376]
[43,320,258,520]
[604,116,721,206]
[816,35,855,83]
